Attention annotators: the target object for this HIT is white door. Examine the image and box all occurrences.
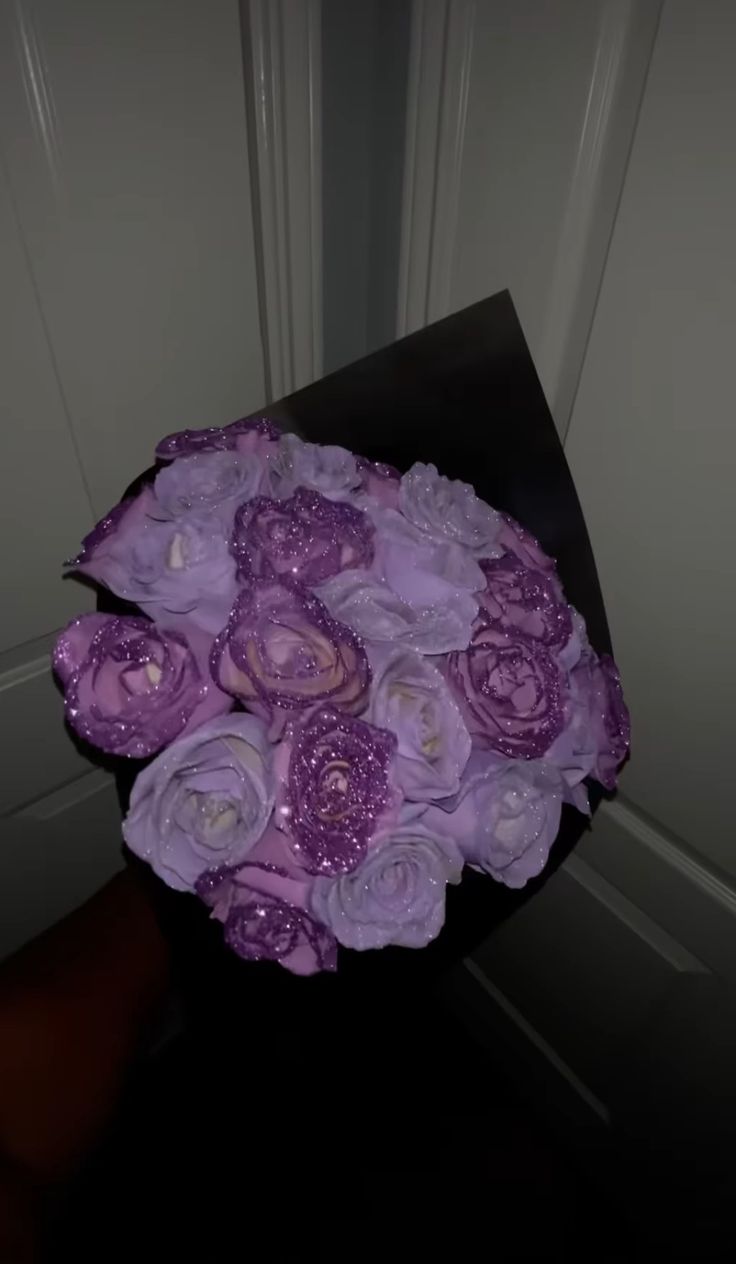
[397,0,736,1145]
[0,0,266,955]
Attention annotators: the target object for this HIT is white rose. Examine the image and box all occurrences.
[269,433,361,499]
[399,461,503,557]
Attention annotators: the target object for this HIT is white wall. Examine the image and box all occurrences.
[397,0,736,1144]
[0,0,265,954]
[566,0,736,875]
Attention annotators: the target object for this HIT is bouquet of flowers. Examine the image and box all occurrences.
[54,416,629,975]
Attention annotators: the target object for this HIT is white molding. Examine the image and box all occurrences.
[537,0,663,433]
[245,0,322,399]
[462,959,611,1125]
[600,797,736,921]
[564,853,707,975]
[396,0,475,337]
[0,653,48,694]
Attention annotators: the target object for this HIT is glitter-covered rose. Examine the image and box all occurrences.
[317,506,484,654]
[269,432,361,499]
[311,820,462,950]
[356,456,401,509]
[399,462,502,558]
[196,827,337,976]
[365,645,470,800]
[448,624,565,758]
[69,488,238,635]
[423,753,563,888]
[276,705,397,875]
[572,651,630,790]
[53,613,231,758]
[477,555,579,666]
[155,415,280,461]
[232,487,374,585]
[123,713,274,891]
[497,511,556,572]
[211,577,370,731]
[154,449,265,523]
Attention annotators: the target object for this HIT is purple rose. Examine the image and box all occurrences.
[269,432,361,499]
[448,624,565,758]
[423,752,563,888]
[356,456,401,509]
[196,826,337,976]
[572,652,630,790]
[232,487,374,585]
[53,613,231,758]
[211,577,370,730]
[155,415,280,461]
[497,512,556,572]
[277,705,397,876]
[317,506,484,654]
[69,488,238,635]
[153,450,265,523]
[399,462,502,557]
[311,820,462,950]
[477,555,578,663]
[365,645,470,800]
[123,713,274,891]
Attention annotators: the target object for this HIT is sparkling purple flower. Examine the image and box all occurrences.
[399,461,502,557]
[268,432,362,500]
[155,415,280,461]
[317,505,484,655]
[477,555,575,657]
[281,705,397,876]
[365,644,470,801]
[154,449,265,521]
[497,511,556,572]
[123,713,274,892]
[210,577,370,727]
[573,651,630,790]
[68,487,238,635]
[232,487,374,585]
[423,752,563,888]
[357,456,401,508]
[311,820,462,951]
[53,612,230,758]
[448,624,565,759]
[196,834,337,976]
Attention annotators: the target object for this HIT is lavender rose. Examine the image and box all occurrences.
[210,577,370,730]
[572,651,630,790]
[196,826,337,976]
[311,820,462,950]
[153,449,265,523]
[365,645,470,800]
[477,555,578,663]
[399,462,502,558]
[53,613,231,758]
[356,456,401,509]
[317,507,484,654]
[155,415,280,461]
[123,713,274,891]
[497,512,556,572]
[277,705,397,875]
[69,488,238,634]
[423,753,563,888]
[232,487,374,585]
[448,624,565,758]
[269,432,361,499]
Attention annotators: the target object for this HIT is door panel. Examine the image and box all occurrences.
[0,0,265,514]
[0,0,266,957]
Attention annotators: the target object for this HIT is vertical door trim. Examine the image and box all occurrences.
[244,0,323,399]
[396,0,475,338]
